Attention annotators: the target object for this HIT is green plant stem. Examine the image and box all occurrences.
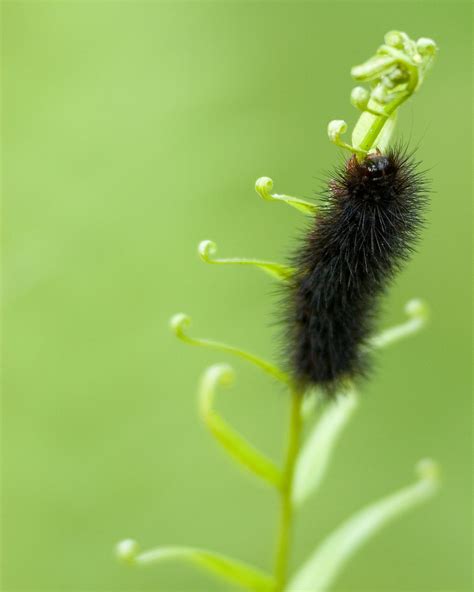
[356,91,409,155]
[274,390,304,591]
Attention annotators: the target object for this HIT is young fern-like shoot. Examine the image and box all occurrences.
[117,30,439,592]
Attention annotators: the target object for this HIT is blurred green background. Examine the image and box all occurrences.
[2,1,472,591]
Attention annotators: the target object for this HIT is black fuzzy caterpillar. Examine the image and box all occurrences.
[285,147,427,396]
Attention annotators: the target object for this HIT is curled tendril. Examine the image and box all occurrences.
[200,363,235,408]
[170,313,290,385]
[116,538,276,592]
[327,120,368,156]
[198,239,294,282]
[170,312,191,340]
[255,176,317,215]
[369,298,428,350]
[199,364,283,488]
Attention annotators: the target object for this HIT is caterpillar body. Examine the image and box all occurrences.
[285,147,427,396]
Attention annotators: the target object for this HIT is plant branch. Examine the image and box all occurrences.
[274,390,304,591]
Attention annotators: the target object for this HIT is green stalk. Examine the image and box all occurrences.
[274,390,304,591]
[356,91,409,156]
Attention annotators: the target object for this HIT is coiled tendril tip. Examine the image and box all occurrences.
[255,176,274,201]
[116,539,139,564]
[199,364,235,426]
[198,239,217,263]
[350,87,370,111]
[405,298,429,321]
[200,363,235,406]
[328,120,368,156]
[416,37,437,55]
[416,458,440,486]
[169,312,191,340]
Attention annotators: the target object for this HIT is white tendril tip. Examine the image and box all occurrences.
[170,313,191,337]
[416,458,440,486]
[384,30,405,49]
[404,298,428,320]
[116,539,139,564]
[351,86,370,110]
[255,176,274,200]
[198,240,217,262]
[417,37,438,55]
[207,363,235,388]
[328,120,348,143]
[200,364,235,416]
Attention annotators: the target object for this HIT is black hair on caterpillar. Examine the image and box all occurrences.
[284,146,427,396]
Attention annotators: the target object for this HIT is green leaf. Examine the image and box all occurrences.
[116,540,276,592]
[199,364,283,489]
[287,460,440,592]
[351,109,397,153]
[293,388,358,507]
[373,110,397,152]
[351,110,378,151]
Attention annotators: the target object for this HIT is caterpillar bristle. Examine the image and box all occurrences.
[284,145,428,397]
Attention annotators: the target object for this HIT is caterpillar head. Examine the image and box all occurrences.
[344,152,399,203]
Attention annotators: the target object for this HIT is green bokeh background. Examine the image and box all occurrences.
[2,2,472,591]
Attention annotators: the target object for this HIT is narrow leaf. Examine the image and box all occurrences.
[199,364,283,489]
[373,110,397,152]
[287,460,440,592]
[117,540,275,592]
[351,110,379,150]
[293,389,358,507]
